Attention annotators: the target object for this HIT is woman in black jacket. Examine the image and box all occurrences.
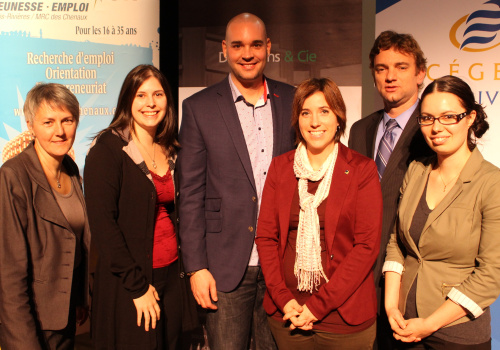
[84,65,197,349]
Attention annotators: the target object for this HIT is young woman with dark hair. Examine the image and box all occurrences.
[84,65,196,350]
[384,75,499,349]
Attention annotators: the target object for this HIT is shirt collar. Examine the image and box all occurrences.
[228,74,269,105]
[383,99,419,129]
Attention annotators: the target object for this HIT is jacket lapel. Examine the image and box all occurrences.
[268,79,283,157]
[217,77,256,191]
[278,152,298,257]
[325,144,353,253]
[23,144,73,232]
[421,148,483,237]
[114,128,155,185]
[399,162,429,254]
[366,112,382,158]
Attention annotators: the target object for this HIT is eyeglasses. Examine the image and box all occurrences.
[417,112,468,126]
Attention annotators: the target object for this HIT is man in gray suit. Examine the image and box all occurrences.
[348,31,432,349]
[177,13,295,350]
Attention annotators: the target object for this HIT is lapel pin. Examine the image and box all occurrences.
[345,170,349,175]
[273,93,279,98]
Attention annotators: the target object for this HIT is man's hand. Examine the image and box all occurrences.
[190,269,218,310]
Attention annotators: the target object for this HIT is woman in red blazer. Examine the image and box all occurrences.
[256,78,383,349]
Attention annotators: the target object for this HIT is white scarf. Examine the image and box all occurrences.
[293,142,338,293]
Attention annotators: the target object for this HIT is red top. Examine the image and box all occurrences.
[151,171,178,268]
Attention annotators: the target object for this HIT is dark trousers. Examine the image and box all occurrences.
[397,336,491,350]
[205,266,276,350]
[376,311,398,349]
[153,259,183,350]
[268,316,376,350]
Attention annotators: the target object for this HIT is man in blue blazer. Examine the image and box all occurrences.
[177,13,295,350]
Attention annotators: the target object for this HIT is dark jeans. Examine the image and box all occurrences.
[205,266,276,350]
[268,316,376,350]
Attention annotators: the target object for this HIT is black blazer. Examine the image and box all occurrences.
[0,143,90,350]
[177,76,295,292]
[348,107,432,309]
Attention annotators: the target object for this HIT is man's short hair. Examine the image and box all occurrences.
[369,30,427,73]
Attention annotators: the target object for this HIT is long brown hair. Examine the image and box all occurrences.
[104,64,179,155]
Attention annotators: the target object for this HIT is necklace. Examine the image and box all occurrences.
[437,168,459,192]
[135,137,157,169]
[38,149,62,188]
[48,167,62,188]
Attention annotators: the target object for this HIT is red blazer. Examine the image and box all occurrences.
[256,143,383,325]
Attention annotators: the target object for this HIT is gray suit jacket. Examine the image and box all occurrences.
[178,76,295,292]
[0,143,90,349]
[386,148,500,327]
[348,107,431,311]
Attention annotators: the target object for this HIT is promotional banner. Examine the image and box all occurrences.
[376,1,500,347]
[0,0,160,170]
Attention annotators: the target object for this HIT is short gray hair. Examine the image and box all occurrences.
[24,83,80,125]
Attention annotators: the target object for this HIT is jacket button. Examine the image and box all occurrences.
[176,218,180,223]
[252,196,257,202]
[248,226,254,232]
[176,191,180,197]
[330,255,334,260]
[180,272,185,278]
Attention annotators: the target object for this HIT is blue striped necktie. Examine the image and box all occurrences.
[375,119,399,180]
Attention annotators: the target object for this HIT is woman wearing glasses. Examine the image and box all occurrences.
[384,75,500,349]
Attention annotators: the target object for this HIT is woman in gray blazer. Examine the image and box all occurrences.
[0,83,90,349]
[384,75,499,349]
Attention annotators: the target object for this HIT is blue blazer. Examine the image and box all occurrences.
[177,76,295,292]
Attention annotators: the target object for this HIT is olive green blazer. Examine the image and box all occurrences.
[385,147,500,327]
